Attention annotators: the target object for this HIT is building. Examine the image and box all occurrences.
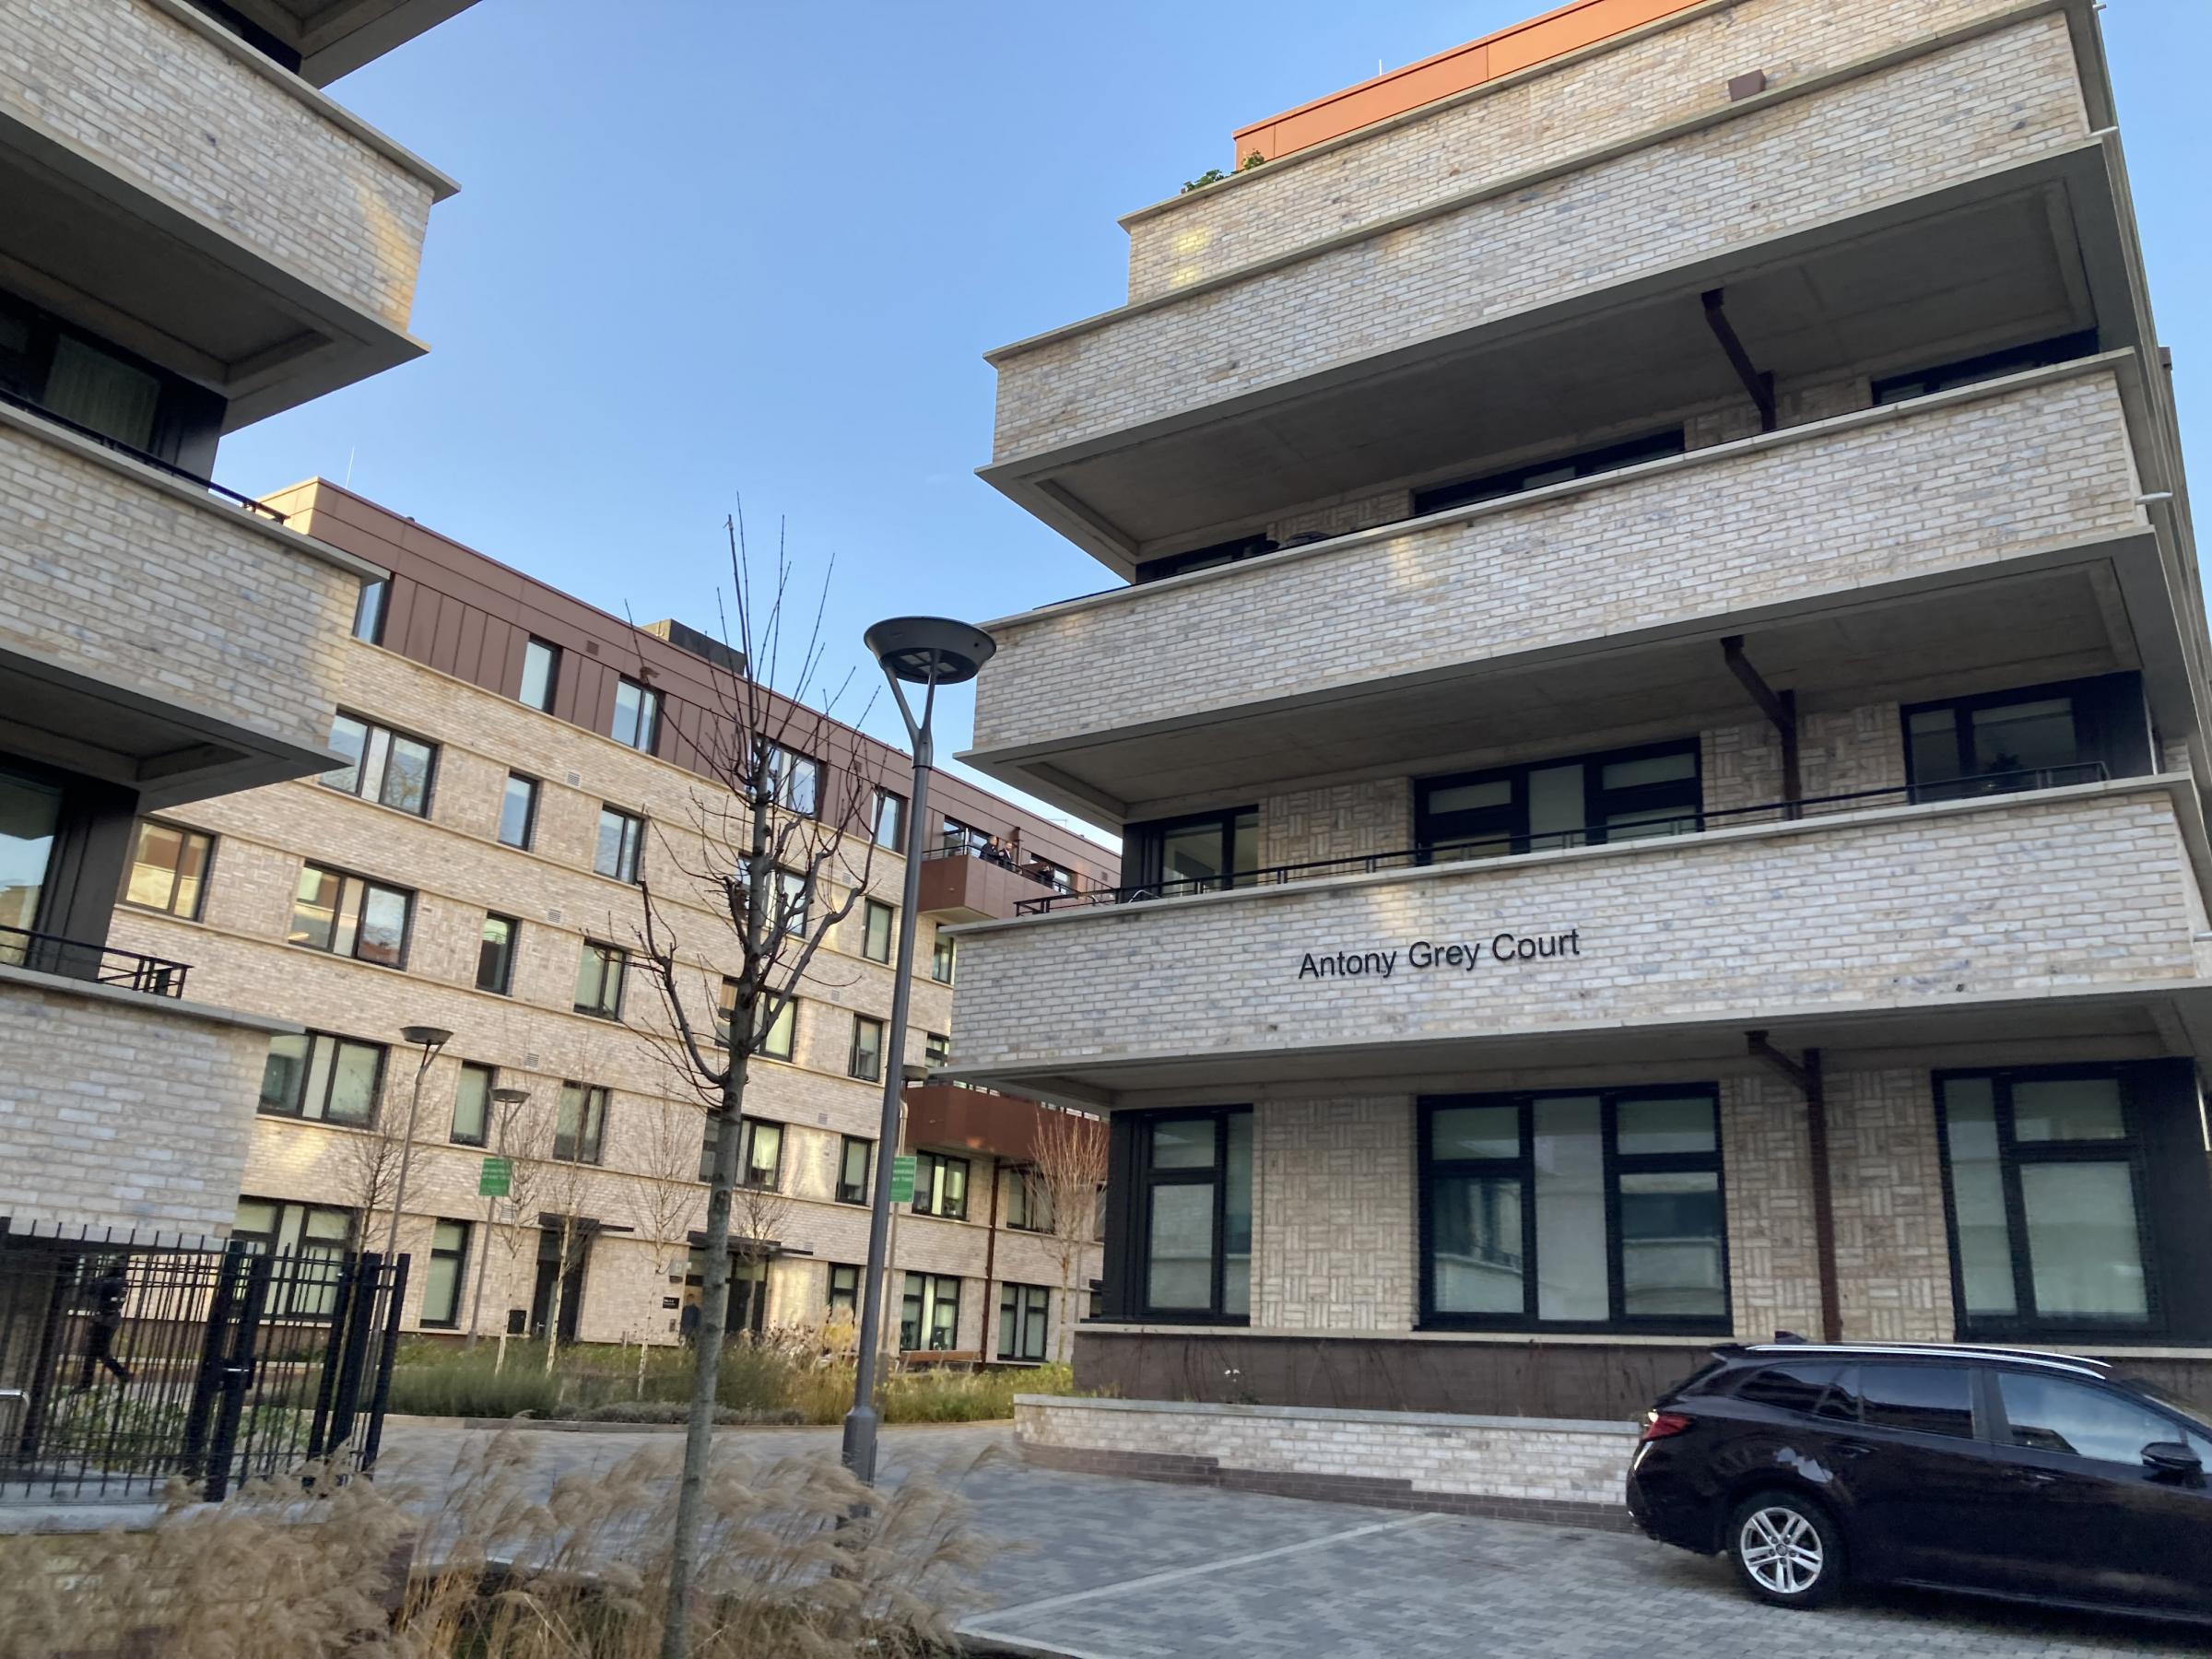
[948,0,2212,1427]
[0,0,476,1241]
[104,479,1116,1358]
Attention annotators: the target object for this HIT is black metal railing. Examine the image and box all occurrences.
[0,385,286,522]
[0,924,193,998]
[1016,763,2112,916]
[0,1221,407,1501]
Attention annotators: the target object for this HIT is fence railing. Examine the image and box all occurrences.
[1015,763,2112,916]
[0,1221,406,1501]
[0,924,194,998]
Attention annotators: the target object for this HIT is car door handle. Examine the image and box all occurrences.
[1830,1440,1876,1461]
[2007,1468,2062,1488]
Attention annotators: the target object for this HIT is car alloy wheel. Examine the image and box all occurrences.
[1726,1491,1843,1607]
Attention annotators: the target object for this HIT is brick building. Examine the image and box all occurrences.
[947,0,2212,1430]
[0,0,475,1240]
[105,480,1116,1357]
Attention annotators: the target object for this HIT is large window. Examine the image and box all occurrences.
[1412,429,1686,516]
[700,1117,782,1188]
[1125,807,1257,895]
[1939,1067,2157,1338]
[288,862,412,968]
[1131,1109,1253,1322]
[874,790,907,850]
[499,774,539,850]
[519,639,559,712]
[1872,330,2098,406]
[912,1151,969,1219]
[123,819,213,919]
[352,579,388,644]
[861,899,895,964]
[764,744,821,816]
[574,941,629,1019]
[323,714,436,817]
[1417,740,1700,864]
[1903,675,2147,801]
[900,1273,961,1351]
[848,1015,885,1082]
[594,806,643,883]
[828,1263,862,1318]
[1006,1168,1048,1232]
[0,291,194,457]
[931,935,957,984]
[451,1062,494,1147]
[259,1032,385,1126]
[420,1220,471,1327]
[231,1198,352,1318]
[0,768,62,947]
[611,677,660,752]
[553,1082,609,1165]
[836,1136,872,1205]
[720,981,795,1057]
[999,1283,1051,1361]
[1419,1088,1726,1332]
[477,913,518,994]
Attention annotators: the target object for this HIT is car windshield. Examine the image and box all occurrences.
[2120,1375,2212,1435]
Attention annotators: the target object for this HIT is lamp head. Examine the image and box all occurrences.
[401,1025,454,1049]
[864,618,996,686]
[490,1087,532,1105]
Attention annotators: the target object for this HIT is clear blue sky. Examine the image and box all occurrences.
[216,0,2212,839]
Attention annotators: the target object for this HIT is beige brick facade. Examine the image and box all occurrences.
[1254,1097,1417,1332]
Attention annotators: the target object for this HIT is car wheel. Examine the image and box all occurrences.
[1725,1490,1845,1608]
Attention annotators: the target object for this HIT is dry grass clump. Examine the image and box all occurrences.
[0,1431,994,1659]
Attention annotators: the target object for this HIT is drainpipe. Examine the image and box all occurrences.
[982,1156,1002,1360]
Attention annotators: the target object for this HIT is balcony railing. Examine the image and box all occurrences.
[1014,765,2110,916]
[0,388,284,521]
[0,925,193,998]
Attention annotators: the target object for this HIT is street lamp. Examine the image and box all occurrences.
[382,1024,454,1265]
[465,1086,532,1346]
[843,617,996,1486]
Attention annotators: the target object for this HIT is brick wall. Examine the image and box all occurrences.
[1254,1097,1417,1332]
[995,18,2086,461]
[1719,1072,1825,1339]
[1123,0,2030,301]
[0,0,441,327]
[0,972,277,1235]
[974,366,2145,758]
[1828,1068,1955,1342]
[1256,779,1413,868]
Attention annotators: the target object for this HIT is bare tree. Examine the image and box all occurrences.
[465,1087,544,1355]
[628,512,889,1658]
[1030,1108,1109,1365]
[629,1100,706,1394]
[485,1100,549,1373]
[537,1127,595,1376]
[334,1110,408,1254]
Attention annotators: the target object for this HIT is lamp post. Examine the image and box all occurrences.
[842,617,996,1486]
[382,1024,453,1265]
[466,1085,531,1346]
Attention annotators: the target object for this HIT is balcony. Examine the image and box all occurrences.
[0,0,459,426]
[917,846,1090,923]
[902,1082,1053,1163]
[941,779,2212,1106]
[965,359,2186,825]
[983,11,2141,571]
[0,400,383,806]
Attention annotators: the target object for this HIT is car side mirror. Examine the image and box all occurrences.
[2142,1441,2202,1478]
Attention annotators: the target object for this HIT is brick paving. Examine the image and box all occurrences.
[375,1420,2212,1656]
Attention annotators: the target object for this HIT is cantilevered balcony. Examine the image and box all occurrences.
[966,357,2191,825]
[0,0,458,426]
[942,779,2212,1108]
[918,846,1089,923]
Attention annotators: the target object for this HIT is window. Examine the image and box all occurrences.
[1412,429,1686,516]
[0,768,62,950]
[1872,330,2098,406]
[1734,1363,1842,1416]
[1998,1372,2194,1464]
[999,1283,1051,1361]
[0,295,181,454]
[1135,531,1277,585]
[1853,1364,1977,1440]
[519,639,559,712]
[836,1136,872,1205]
[828,1263,862,1318]
[849,1015,885,1081]
[258,1032,386,1126]
[352,579,388,644]
[477,913,518,995]
[1006,1168,1048,1232]
[1903,675,2146,801]
[122,819,212,919]
[574,941,629,1018]
[931,935,957,984]
[900,1273,961,1351]
[451,1062,494,1147]
[231,1198,352,1318]
[1132,1109,1253,1321]
[762,744,821,816]
[611,677,660,752]
[1125,807,1258,896]
[738,865,811,935]
[941,818,991,856]
[1418,1088,1725,1331]
[719,981,795,1057]
[288,863,413,968]
[912,1150,969,1219]
[874,790,907,850]
[322,714,436,817]
[420,1220,471,1327]
[700,1117,783,1188]
[499,774,539,850]
[924,1030,950,1070]
[1939,1067,2155,1336]
[861,900,895,963]
[1417,740,1700,865]
[594,806,643,883]
[553,1082,608,1164]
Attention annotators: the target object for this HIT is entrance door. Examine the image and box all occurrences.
[685,1249,769,1338]
[530,1225,590,1342]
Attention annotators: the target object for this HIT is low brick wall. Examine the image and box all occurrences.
[1015,1395,1639,1531]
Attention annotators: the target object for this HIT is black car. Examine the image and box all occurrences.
[1626,1340,2212,1620]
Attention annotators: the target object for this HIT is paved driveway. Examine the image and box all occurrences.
[377,1421,2212,1657]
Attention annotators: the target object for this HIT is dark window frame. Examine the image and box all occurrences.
[476,912,518,995]
[499,773,540,851]
[519,638,560,712]
[765,743,822,817]
[1900,673,2147,801]
[594,805,644,884]
[1412,429,1686,517]
[828,1263,862,1317]
[848,1014,885,1081]
[419,1219,472,1328]
[998,1281,1052,1362]
[874,789,907,850]
[1124,806,1258,893]
[0,286,218,463]
[230,1196,355,1319]
[287,860,415,970]
[321,712,438,818]
[1872,329,2100,406]
[912,1150,970,1220]
[120,818,215,920]
[931,935,956,984]
[900,1272,962,1352]
[450,1061,495,1147]
[700,1116,784,1188]
[552,1081,609,1165]
[836,1135,873,1205]
[257,1031,388,1127]
[573,939,629,1020]
[1126,1107,1253,1325]
[352,579,388,645]
[1415,737,1701,863]
[861,898,895,963]
[1416,1087,1731,1335]
[611,677,661,753]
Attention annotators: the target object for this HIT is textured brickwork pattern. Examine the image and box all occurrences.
[974,369,2143,756]
[0,977,274,1235]
[1122,0,2030,300]
[994,19,2087,460]
[1265,489,1415,547]
[0,418,359,753]
[1701,703,1908,816]
[1257,779,1413,869]
[1719,1072,1827,1340]
[0,0,438,326]
[1254,1098,1417,1332]
[1828,1068,1955,1342]
[952,789,2198,1073]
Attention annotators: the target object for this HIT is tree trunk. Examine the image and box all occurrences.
[660,1057,750,1659]
[545,1218,574,1376]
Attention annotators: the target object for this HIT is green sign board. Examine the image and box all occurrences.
[477,1157,512,1197]
[888,1154,917,1206]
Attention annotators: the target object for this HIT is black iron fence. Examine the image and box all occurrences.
[0,1221,406,1500]
[1018,763,2112,916]
[0,924,193,997]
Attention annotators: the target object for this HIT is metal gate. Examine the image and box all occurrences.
[0,1221,408,1501]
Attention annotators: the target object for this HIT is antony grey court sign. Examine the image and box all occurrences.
[1297,930,1583,981]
